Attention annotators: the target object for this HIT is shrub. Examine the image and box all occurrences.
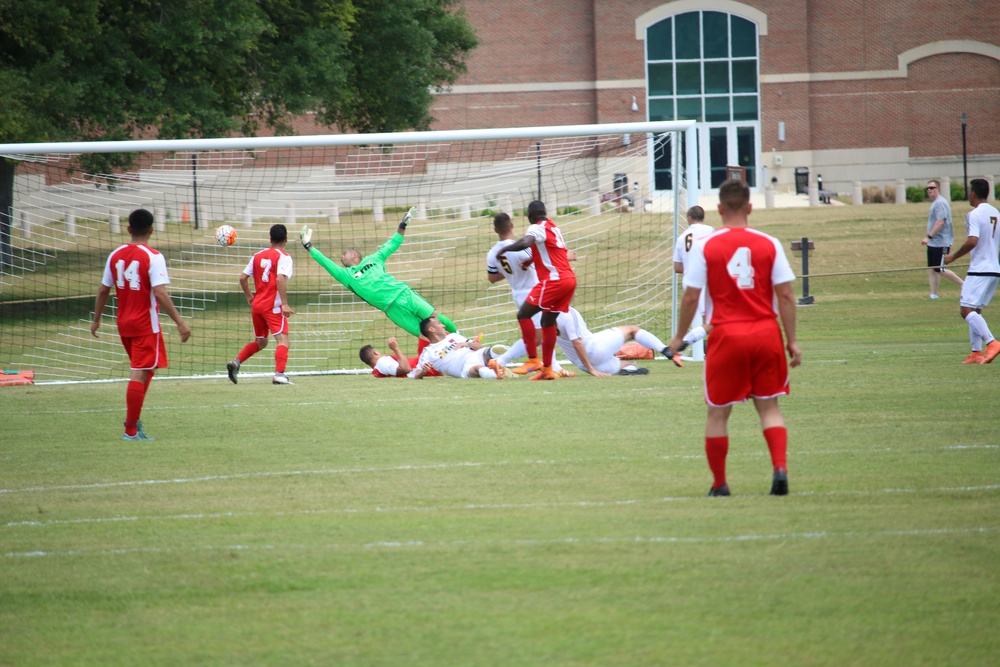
[950,181,966,202]
[862,185,884,204]
[557,206,581,215]
[906,186,927,203]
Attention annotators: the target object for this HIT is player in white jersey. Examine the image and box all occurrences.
[553,307,674,376]
[486,212,575,375]
[410,316,507,379]
[944,178,1000,364]
[673,206,715,358]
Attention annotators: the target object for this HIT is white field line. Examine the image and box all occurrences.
[6,526,999,559]
[5,483,1000,531]
[2,444,997,496]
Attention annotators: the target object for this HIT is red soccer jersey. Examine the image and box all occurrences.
[684,227,795,327]
[100,244,170,337]
[526,218,574,282]
[244,247,293,314]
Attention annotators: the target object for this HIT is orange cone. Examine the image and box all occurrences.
[181,204,189,223]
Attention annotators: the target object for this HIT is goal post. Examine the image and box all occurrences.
[0,120,697,383]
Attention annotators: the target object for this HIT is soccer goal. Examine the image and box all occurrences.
[0,121,697,383]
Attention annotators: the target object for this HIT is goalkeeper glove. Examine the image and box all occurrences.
[661,344,686,368]
[398,206,417,231]
[300,226,313,250]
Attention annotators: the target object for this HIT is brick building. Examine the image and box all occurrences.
[431,0,1000,194]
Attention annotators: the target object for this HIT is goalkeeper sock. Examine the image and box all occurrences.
[275,345,288,373]
[763,426,788,471]
[705,436,729,488]
[437,313,457,333]
[966,312,993,348]
[634,328,666,352]
[683,325,708,346]
[518,318,538,359]
[237,341,261,363]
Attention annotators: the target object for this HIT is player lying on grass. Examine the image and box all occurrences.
[299,208,457,342]
[360,337,441,378]
[410,316,508,380]
[553,307,681,375]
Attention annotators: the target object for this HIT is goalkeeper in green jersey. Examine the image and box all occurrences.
[299,208,457,339]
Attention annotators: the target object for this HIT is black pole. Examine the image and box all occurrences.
[960,114,968,200]
[798,237,814,305]
[536,141,542,201]
[192,154,200,229]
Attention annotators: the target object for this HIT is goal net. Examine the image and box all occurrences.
[0,121,697,383]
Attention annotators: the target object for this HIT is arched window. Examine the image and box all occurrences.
[646,11,760,190]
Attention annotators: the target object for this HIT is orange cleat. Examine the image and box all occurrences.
[982,339,1000,364]
[512,357,543,375]
[529,366,561,381]
[963,351,985,364]
[556,368,576,378]
[486,358,506,379]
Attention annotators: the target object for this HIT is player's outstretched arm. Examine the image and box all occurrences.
[397,207,416,235]
[299,225,312,250]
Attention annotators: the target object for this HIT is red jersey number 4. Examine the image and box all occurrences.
[726,247,755,289]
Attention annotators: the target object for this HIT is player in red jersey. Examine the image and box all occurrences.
[90,208,192,441]
[227,224,295,385]
[668,180,802,497]
[495,200,576,380]
[359,337,441,378]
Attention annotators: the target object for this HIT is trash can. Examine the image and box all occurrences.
[795,167,809,195]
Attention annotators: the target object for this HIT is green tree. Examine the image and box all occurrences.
[0,0,477,267]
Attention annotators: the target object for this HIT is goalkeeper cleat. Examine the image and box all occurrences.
[982,339,1000,364]
[529,366,561,381]
[707,483,730,497]
[226,359,240,384]
[512,357,543,375]
[619,365,650,375]
[486,359,506,379]
[770,467,789,496]
[299,225,313,250]
[962,351,985,364]
[661,346,685,368]
[272,373,293,385]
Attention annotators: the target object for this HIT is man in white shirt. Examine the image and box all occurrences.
[944,178,1000,364]
[410,316,507,379]
[672,206,715,359]
[553,307,675,376]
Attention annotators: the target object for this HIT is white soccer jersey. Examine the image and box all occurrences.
[412,333,486,378]
[486,239,537,305]
[673,223,716,269]
[966,203,1000,275]
[553,308,624,375]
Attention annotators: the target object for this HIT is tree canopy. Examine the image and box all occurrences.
[0,0,478,143]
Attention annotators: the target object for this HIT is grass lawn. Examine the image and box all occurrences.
[1,202,997,666]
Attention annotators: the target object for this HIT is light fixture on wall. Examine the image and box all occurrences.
[631,96,639,112]
[778,121,786,142]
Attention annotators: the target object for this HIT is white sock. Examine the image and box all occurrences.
[634,329,666,352]
[683,325,707,346]
[966,312,993,349]
[478,367,498,379]
[498,338,526,366]
[970,326,982,352]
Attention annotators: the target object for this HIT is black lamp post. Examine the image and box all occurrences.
[960,113,968,200]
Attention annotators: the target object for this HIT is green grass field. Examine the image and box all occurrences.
[2,202,998,666]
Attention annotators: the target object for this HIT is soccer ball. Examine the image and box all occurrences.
[215,224,237,247]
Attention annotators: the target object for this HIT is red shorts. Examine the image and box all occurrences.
[703,320,789,407]
[120,332,168,371]
[525,276,576,313]
[252,308,289,338]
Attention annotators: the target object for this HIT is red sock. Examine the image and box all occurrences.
[541,325,556,367]
[124,380,147,436]
[417,337,428,356]
[275,345,288,373]
[237,341,261,363]
[518,318,538,359]
[763,426,788,471]
[705,436,729,487]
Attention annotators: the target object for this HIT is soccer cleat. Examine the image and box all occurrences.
[929,294,939,300]
[512,357,543,375]
[981,339,1000,364]
[556,368,576,378]
[707,483,730,497]
[487,344,508,360]
[272,373,293,385]
[529,366,561,381]
[136,420,151,439]
[770,467,789,496]
[619,365,650,375]
[486,359,506,379]
[661,345,685,368]
[226,359,240,384]
[122,425,155,442]
[963,351,985,364]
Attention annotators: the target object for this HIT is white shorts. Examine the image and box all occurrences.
[459,348,490,378]
[585,328,627,375]
[960,275,1000,309]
